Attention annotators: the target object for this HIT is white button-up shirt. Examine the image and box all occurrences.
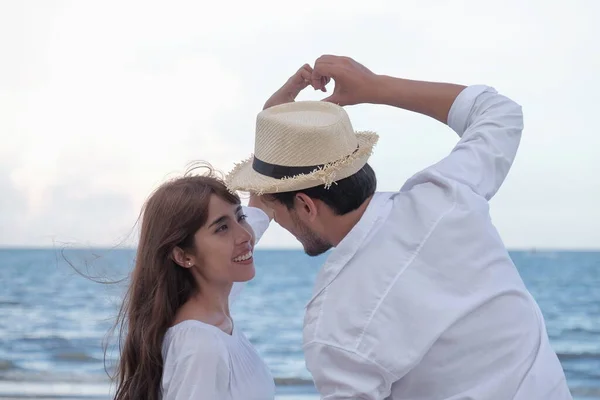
[302,85,572,399]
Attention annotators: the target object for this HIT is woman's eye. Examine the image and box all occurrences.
[216,224,228,233]
[238,214,248,222]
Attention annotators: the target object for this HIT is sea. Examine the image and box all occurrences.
[0,248,598,399]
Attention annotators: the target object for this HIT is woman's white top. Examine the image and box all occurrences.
[160,206,275,400]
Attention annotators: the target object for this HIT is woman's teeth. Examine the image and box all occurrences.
[233,251,252,262]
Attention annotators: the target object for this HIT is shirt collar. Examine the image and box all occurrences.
[305,192,394,308]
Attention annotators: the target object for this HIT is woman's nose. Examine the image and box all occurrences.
[235,224,253,244]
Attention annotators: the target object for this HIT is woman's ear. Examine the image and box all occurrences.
[171,246,193,269]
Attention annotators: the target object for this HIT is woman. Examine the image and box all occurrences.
[112,165,273,400]
[111,64,315,400]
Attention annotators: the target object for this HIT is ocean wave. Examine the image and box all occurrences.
[566,326,600,335]
[274,377,314,386]
[0,369,109,383]
[0,360,18,372]
[18,330,105,341]
[0,380,111,397]
[556,351,600,361]
[0,301,21,307]
[571,386,600,397]
[53,352,100,363]
[17,335,71,345]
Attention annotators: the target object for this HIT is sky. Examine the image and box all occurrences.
[0,0,598,250]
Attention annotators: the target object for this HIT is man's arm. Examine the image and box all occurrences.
[312,55,523,200]
[310,55,465,117]
[400,85,524,200]
[304,341,397,399]
[368,75,466,124]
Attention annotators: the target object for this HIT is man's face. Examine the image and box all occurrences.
[265,196,332,257]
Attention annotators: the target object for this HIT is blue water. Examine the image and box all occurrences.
[0,249,598,399]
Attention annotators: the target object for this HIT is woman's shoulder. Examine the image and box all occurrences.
[162,320,230,362]
[161,321,235,398]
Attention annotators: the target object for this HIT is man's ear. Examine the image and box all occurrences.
[172,246,193,269]
[294,193,318,221]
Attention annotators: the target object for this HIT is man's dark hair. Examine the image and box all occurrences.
[268,163,376,215]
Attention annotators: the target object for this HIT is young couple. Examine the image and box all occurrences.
[112,55,572,399]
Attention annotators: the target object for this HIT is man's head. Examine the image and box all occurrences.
[261,163,376,256]
[225,100,379,255]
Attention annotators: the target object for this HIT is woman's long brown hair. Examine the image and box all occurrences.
[112,165,240,400]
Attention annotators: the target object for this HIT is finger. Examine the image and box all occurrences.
[312,71,332,92]
[312,61,337,91]
[302,64,314,87]
[311,69,325,91]
[315,54,340,67]
[320,76,328,92]
[321,93,342,106]
[289,64,312,87]
[302,63,313,74]
[311,66,335,91]
[300,68,312,87]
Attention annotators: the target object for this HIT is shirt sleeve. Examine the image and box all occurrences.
[161,328,230,400]
[403,85,524,201]
[304,341,397,399]
[242,205,270,244]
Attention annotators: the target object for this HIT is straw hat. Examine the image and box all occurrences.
[225,100,379,194]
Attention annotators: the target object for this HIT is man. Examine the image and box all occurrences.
[226,56,571,399]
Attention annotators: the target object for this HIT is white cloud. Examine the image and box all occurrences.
[0,0,598,248]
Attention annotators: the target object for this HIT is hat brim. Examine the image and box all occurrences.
[225,131,378,194]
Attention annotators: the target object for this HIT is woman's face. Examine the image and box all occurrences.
[188,194,256,284]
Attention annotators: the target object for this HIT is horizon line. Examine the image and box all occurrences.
[0,246,599,252]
